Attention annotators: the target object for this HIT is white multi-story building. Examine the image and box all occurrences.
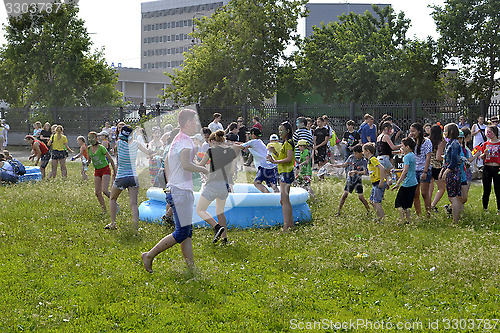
[141,0,229,71]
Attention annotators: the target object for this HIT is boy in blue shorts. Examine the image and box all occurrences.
[331,144,370,215]
[238,128,279,193]
[363,142,387,222]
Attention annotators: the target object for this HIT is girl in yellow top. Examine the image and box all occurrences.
[268,121,295,232]
[47,125,73,178]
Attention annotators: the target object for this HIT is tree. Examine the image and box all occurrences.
[432,0,500,105]
[164,0,307,107]
[295,5,444,103]
[0,2,122,108]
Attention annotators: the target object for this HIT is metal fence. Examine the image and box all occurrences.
[2,100,499,139]
[198,100,500,138]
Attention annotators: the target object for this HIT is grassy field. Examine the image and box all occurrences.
[1,163,500,332]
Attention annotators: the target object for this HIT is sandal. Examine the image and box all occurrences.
[104,223,117,230]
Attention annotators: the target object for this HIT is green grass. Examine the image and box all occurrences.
[1,164,500,332]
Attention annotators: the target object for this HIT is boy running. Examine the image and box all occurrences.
[332,144,370,215]
[363,143,387,222]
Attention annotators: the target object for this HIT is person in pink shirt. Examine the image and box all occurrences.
[142,109,209,272]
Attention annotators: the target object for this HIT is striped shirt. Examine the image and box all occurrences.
[116,140,139,178]
[292,128,314,160]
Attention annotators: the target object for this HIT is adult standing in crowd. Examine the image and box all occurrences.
[225,122,239,142]
[47,125,73,179]
[252,116,263,132]
[138,102,147,118]
[25,135,51,179]
[471,116,487,168]
[237,117,248,143]
[313,116,330,169]
[359,113,376,144]
[208,112,224,133]
[457,115,470,129]
[293,116,314,164]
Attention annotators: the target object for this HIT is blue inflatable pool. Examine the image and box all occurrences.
[139,183,312,228]
[19,166,42,182]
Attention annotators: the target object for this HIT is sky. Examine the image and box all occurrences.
[0,0,447,68]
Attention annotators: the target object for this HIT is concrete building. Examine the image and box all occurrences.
[305,3,390,37]
[141,0,229,72]
[114,66,171,105]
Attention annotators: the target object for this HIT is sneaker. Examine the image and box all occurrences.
[161,214,175,226]
[444,204,452,215]
[212,224,225,243]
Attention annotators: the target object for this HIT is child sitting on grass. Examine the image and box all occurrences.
[363,142,387,223]
[295,139,314,198]
[331,144,369,216]
[391,137,418,224]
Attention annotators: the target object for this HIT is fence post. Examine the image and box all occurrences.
[349,101,355,120]
[0,107,4,119]
[293,102,298,129]
[119,107,124,122]
[242,103,247,124]
[411,100,417,123]
[86,107,91,134]
[480,100,487,118]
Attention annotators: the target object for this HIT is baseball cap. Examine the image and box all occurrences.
[269,134,279,141]
[296,139,308,147]
[98,131,109,137]
[458,130,464,138]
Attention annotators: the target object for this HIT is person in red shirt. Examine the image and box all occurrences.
[252,116,263,132]
[25,135,51,179]
[473,125,500,212]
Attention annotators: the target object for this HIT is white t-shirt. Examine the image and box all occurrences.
[199,141,209,154]
[0,161,14,174]
[208,121,223,133]
[472,123,487,147]
[167,132,195,191]
[242,139,277,169]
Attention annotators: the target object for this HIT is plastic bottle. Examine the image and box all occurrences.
[391,169,397,183]
[82,156,88,171]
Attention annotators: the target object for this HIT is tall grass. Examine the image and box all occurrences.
[1,164,499,331]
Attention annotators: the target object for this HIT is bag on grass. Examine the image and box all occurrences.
[10,159,26,176]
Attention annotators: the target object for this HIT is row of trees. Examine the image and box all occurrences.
[0,0,497,109]
[166,0,500,107]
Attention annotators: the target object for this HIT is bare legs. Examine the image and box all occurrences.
[430,178,446,209]
[94,175,111,214]
[280,182,293,231]
[414,182,431,216]
[141,235,194,273]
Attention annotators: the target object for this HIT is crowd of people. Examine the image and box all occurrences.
[2,110,499,273]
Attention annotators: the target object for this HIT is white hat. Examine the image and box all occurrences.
[270,134,279,141]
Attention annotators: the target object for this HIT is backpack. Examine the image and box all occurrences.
[10,159,26,176]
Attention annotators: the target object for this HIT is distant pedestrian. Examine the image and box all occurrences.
[208,113,224,133]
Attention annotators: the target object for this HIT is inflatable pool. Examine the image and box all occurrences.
[139,183,312,228]
[19,166,42,182]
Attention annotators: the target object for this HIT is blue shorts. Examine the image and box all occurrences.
[166,187,194,243]
[415,170,432,184]
[113,176,139,190]
[255,166,278,186]
[279,171,295,184]
[370,181,386,203]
